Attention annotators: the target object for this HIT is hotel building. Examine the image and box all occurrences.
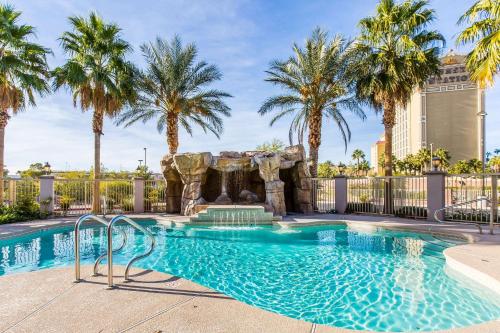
[371,51,485,173]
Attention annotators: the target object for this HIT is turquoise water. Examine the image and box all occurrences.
[1,221,499,332]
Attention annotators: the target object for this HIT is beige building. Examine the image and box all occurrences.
[373,51,485,166]
[370,134,385,175]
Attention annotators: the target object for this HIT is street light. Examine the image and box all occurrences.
[43,162,51,175]
[431,157,441,171]
[338,162,346,175]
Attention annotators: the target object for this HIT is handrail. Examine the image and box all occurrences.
[107,215,156,288]
[433,197,491,234]
[74,214,128,281]
[92,229,127,276]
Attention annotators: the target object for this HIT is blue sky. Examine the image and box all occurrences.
[8,0,499,173]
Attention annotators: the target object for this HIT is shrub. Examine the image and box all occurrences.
[0,196,47,224]
[394,206,428,218]
[346,202,379,214]
[59,195,74,213]
[121,197,134,212]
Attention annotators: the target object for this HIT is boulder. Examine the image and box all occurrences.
[239,190,259,203]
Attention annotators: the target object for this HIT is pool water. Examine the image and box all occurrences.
[1,221,499,332]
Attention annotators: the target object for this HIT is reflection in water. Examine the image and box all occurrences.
[392,238,426,314]
[317,230,336,243]
[1,238,41,273]
[347,232,386,252]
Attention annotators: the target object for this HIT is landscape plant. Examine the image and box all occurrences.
[457,0,500,88]
[354,0,444,176]
[259,28,365,177]
[53,12,136,212]
[0,4,51,203]
[117,36,231,155]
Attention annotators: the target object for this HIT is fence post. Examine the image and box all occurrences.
[39,175,54,214]
[426,171,446,221]
[490,175,498,235]
[334,175,348,214]
[134,178,145,213]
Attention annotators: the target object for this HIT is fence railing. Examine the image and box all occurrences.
[345,176,427,218]
[311,178,335,212]
[53,179,134,216]
[2,174,498,229]
[144,180,167,213]
[100,180,134,214]
[445,174,499,224]
[53,179,93,216]
[2,178,40,206]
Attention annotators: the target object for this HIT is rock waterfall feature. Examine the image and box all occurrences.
[160,145,313,218]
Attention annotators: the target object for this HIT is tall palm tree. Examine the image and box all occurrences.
[354,0,444,176]
[351,149,365,175]
[117,36,231,155]
[52,13,136,212]
[0,4,51,203]
[457,0,500,88]
[259,28,366,177]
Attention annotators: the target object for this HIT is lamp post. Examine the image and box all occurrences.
[431,157,441,172]
[143,148,147,169]
[338,162,346,176]
[43,162,52,175]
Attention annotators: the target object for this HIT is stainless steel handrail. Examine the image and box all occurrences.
[433,197,492,234]
[107,215,156,288]
[74,214,128,281]
[92,230,127,276]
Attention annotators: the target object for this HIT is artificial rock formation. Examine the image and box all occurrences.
[161,145,313,216]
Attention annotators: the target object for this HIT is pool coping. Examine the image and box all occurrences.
[1,213,499,333]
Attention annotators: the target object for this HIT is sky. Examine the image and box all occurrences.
[7,0,499,173]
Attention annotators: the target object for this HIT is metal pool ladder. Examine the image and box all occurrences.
[74,214,127,282]
[433,197,500,235]
[107,215,156,288]
[73,214,155,288]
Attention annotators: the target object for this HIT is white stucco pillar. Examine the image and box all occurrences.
[134,178,145,213]
[334,176,348,214]
[39,175,54,214]
[426,171,446,221]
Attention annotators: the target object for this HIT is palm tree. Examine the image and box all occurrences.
[117,36,231,155]
[52,13,136,212]
[416,148,431,173]
[259,28,365,177]
[457,0,500,88]
[351,149,366,175]
[0,4,51,203]
[355,0,444,176]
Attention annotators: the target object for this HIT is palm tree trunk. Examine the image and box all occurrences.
[92,110,103,213]
[167,112,179,155]
[384,127,393,176]
[308,108,322,177]
[92,132,101,213]
[383,98,396,214]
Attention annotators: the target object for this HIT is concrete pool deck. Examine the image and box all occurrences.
[0,214,499,333]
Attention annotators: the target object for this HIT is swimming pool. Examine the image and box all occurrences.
[1,220,499,332]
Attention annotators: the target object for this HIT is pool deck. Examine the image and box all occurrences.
[0,213,499,333]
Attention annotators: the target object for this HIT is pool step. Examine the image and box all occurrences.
[190,205,275,225]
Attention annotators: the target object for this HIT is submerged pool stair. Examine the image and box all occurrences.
[189,205,275,225]
[74,214,155,289]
